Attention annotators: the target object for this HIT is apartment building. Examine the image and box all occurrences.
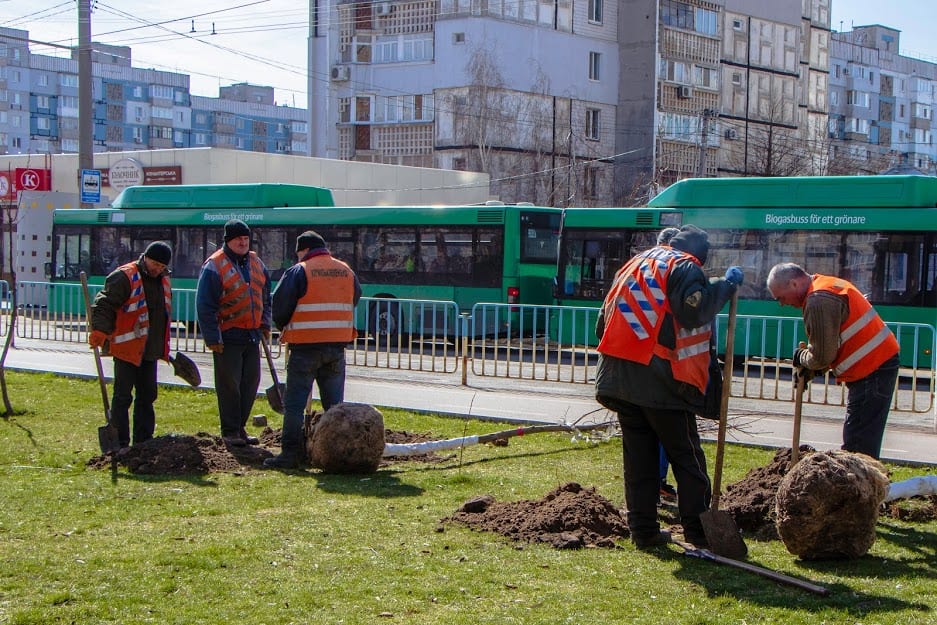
[0,27,308,157]
[829,25,937,175]
[309,0,831,205]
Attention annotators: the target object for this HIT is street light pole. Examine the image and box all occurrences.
[78,0,93,207]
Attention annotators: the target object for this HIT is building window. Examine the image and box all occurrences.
[846,91,869,108]
[694,7,717,36]
[660,0,692,30]
[584,167,598,199]
[830,91,838,106]
[694,66,718,89]
[731,71,742,86]
[585,109,600,141]
[60,74,78,88]
[150,85,173,100]
[589,52,601,81]
[453,32,465,44]
[732,19,743,31]
[588,0,603,23]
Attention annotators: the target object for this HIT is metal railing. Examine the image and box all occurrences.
[3,283,934,419]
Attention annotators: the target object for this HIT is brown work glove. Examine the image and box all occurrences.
[207,343,224,354]
[89,330,108,349]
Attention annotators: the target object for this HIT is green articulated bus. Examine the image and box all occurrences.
[554,175,937,367]
[50,183,561,334]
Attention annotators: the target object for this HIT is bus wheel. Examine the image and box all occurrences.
[369,300,402,338]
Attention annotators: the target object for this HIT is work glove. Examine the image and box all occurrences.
[207,343,224,354]
[89,330,108,349]
[261,327,271,342]
[793,347,809,368]
[724,266,744,286]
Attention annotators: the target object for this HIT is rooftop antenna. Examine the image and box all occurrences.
[211,22,217,35]
[839,20,843,33]
[190,19,196,33]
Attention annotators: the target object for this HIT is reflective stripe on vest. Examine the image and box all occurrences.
[209,249,266,330]
[108,263,172,365]
[280,255,356,344]
[598,247,711,394]
[809,275,899,382]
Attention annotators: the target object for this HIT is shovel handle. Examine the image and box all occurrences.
[711,291,738,510]
[261,338,282,388]
[790,341,807,467]
[80,272,111,418]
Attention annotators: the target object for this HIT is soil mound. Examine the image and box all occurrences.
[87,429,442,475]
[444,482,630,549]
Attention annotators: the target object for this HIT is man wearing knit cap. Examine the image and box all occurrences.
[594,224,743,549]
[89,241,173,448]
[264,230,361,469]
[196,219,272,447]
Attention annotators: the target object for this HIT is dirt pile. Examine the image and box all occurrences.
[444,482,630,549]
[87,429,443,474]
[776,450,890,559]
[718,446,814,540]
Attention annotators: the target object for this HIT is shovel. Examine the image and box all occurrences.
[168,351,201,387]
[80,272,121,454]
[700,291,748,558]
[790,342,807,468]
[261,338,285,414]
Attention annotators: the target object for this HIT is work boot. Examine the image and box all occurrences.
[632,529,672,550]
[223,435,246,447]
[658,481,677,504]
[263,451,300,469]
[239,429,259,445]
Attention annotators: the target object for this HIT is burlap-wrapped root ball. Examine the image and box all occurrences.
[775,450,889,559]
[306,403,385,474]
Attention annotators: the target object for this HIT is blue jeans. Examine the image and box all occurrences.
[280,345,347,452]
[843,354,899,459]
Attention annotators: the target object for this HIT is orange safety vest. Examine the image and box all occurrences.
[597,247,711,394]
[808,275,899,382]
[108,262,172,365]
[208,249,266,331]
[280,254,356,344]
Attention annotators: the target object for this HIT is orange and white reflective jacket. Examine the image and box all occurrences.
[280,254,356,344]
[809,275,899,382]
[598,247,711,394]
[108,262,171,365]
[208,249,266,331]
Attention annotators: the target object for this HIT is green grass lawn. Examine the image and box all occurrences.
[0,371,935,625]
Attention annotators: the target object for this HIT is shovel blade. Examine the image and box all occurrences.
[171,352,202,387]
[700,508,748,559]
[266,382,286,414]
[98,423,121,454]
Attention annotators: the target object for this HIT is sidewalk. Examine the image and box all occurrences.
[3,336,935,465]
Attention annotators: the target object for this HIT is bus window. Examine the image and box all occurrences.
[92,226,132,275]
[473,229,502,287]
[253,228,292,281]
[519,211,560,263]
[53,227,92,280]
[174,227,208,278]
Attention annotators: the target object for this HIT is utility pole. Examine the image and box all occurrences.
[78,0,93,207]
[697,108,716,177]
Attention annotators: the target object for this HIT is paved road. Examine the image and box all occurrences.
[3,336,935,465]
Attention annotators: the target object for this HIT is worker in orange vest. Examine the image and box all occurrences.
[264,231,361,469]
[90,241,173,448]
[767,262,900,459]
[196,219,272,447]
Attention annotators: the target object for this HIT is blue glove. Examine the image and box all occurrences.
[725,266,743,286]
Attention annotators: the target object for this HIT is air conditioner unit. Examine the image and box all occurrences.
[677,85,693,99]
[724,129,738,140]
[330,65,350,82]
[375,2,392,16]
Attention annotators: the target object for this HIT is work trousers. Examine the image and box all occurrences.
[616,402,711,541]
[279,345,347,453]
[111,357,158,447]
[843,354,900,460]
[212,342,261,438]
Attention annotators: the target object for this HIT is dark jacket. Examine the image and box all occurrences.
[91,256,170,362]
[594,236,735,413]
[272,247,362,348]
[195,245,272,346]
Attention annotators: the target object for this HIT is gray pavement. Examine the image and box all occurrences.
[3,335,935,465]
